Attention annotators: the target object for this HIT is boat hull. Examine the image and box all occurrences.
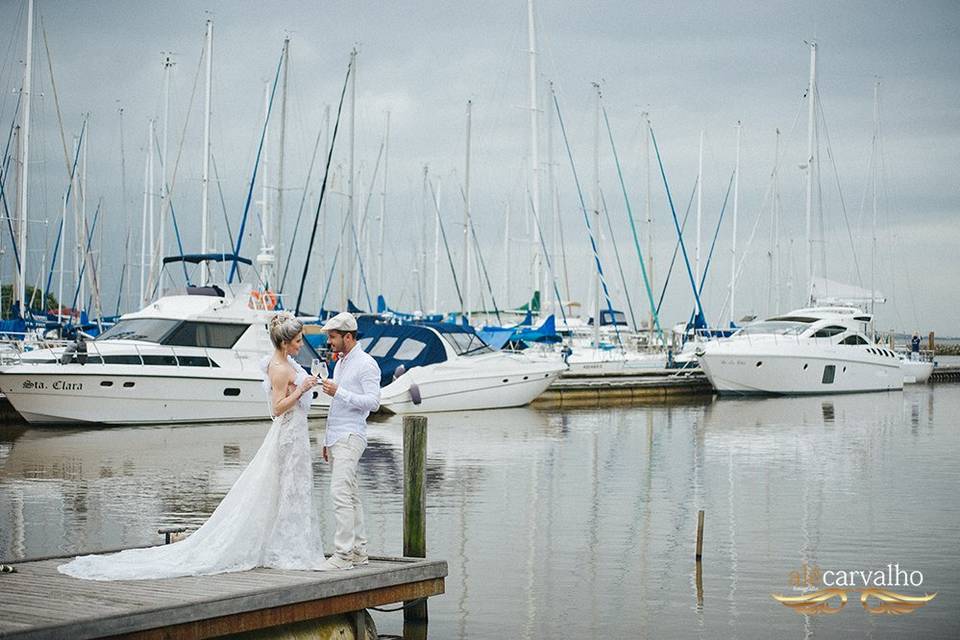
[697,348,903,395]
[0,366,327,425]
[900,359,934,384]
[378,355,564,414]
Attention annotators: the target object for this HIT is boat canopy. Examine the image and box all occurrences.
[355,318,452,386]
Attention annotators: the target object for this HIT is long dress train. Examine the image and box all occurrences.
[58,355,325,580]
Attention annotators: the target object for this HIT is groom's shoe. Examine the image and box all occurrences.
[319,554,353,571]
[348,548,369,566]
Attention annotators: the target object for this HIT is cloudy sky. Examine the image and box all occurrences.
[1,0,958,335]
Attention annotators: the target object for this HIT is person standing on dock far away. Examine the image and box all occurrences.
[319,312,381,570]
[57,312,330,580]
[912,333,921,360]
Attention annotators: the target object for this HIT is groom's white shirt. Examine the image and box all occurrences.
[325,344,381,447]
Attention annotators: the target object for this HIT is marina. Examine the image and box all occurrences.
[0,0,958,637]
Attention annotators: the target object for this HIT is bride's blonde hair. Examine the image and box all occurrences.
[269,311,303,349]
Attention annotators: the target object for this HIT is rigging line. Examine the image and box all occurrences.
[696,169,735,298]
[551,87,621,348]
[0,92,22,270]
[428,178,464,310]
[150,128,190,284]
[525,191,568,327]
[115,228,130,316]
[816,87,863,287]
[70,199,102,311]
[209,151,236,256]
[45,118,85,297]
[649,123,706,325]
[294,52,352,314]
[279,117,325,292]
[602,103,664,344]
[457,185,503,324]
[656,177,697,316]
[229,44,285,285]
[347,209,373,312]
[39,17,71,178]
[599,189,638,332]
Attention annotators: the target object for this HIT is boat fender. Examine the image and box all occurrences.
[76,339,88,365]
[409,381,422,405]
[393,364,406,381]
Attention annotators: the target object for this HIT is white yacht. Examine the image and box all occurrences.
[695,307,903,395]
[0,288,327,425]
[356,318,566,414]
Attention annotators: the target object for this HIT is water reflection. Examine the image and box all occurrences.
[2,390,959,638]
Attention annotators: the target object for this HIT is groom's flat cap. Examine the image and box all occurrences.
[320,311,358,333]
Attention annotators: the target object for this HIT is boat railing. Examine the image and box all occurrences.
[3,339,261,371]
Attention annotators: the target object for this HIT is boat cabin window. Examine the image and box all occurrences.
[164,321,249,349]
[822,365,836,384]
[438,330,494,356]
[369,337,398,358]
[96,318,179,343]
[358,337,374,351]
[812,325,847,338]
[736,321,808,336]
[839,334,869,345]
[393,338,428,361]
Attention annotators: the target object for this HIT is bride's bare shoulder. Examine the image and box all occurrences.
[268,358,295,389]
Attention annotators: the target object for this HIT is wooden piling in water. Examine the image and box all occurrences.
[403,415,428,624]
[929,331,935,352]
[695,510,704,561]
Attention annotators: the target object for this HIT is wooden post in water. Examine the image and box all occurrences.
[403,415,428,625]
[695,510,704,561]
[929,331,935,352]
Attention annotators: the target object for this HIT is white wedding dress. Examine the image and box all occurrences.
[58,355,326,580]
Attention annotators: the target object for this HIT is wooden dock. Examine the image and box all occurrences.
[535,369,713,407]
[0,553,446,640]
[931,364,960,383]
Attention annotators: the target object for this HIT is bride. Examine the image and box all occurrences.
[58,312,328,580]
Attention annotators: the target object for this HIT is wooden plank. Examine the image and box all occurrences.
[0,556,446,640]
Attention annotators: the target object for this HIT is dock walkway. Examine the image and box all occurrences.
[0,553,446,640]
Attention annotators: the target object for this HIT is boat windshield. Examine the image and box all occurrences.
[735,321,809,336]
[96,318,180,343]
[438,329,494,356]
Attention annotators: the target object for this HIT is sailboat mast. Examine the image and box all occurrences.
[463,100,473,322]
[259,81,272,288]
[730,121,741,325]
[378,111,389,296]
[527,0,542,308]
[200,19,213,285]
[804,40,817,305]
[16,0,33,317]
[344,47,357,308]
[160,53,173,285]
[592,83,601,348]
[548,81,559,317]
[140,123,149,305]
[432,176,441,314]
[147,119,155,300]
[643,111,653,338]
[276,36,289,292]
[871,78,879,324]
[695,129,703,286]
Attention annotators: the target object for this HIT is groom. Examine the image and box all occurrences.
[319,312,381,570]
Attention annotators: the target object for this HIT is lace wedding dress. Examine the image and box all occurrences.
[58,355,326,580]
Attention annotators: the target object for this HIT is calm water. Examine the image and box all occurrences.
[2,385,959,639]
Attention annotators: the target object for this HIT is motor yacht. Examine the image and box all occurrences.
[695,307,903,395]
[0,287,326,424]
[356,318,565,413]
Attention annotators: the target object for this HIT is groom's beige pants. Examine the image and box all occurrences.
[329,433,367,559]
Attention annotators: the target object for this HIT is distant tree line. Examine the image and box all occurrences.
[0,284,59,319]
